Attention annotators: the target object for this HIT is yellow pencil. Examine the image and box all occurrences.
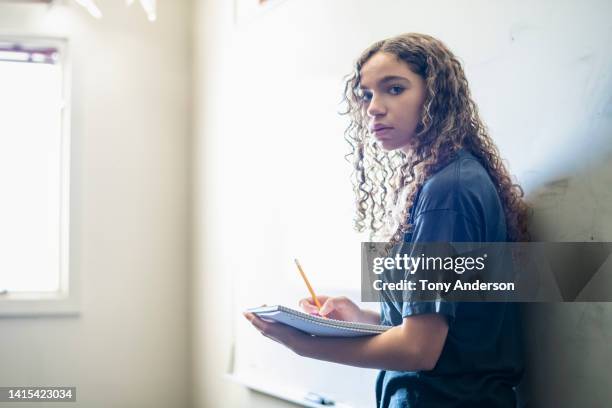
[294,259,323,312]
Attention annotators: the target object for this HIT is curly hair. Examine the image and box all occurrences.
[340,33,531,247]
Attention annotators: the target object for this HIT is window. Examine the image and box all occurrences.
[0,38,75,316]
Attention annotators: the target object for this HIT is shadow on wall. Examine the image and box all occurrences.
[518,150,612,407]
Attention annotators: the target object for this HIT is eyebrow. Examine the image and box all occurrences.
[358,75,410,90]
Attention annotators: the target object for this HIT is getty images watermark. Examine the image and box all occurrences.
[361,242,612,302]
[371,251,516,292]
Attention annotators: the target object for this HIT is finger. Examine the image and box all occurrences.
[319,298,335,316]
[243,312,266,328]
[299,298,313,307]
[300,295,330,309]
[255,321,285,344]
[249,315,268,330]
[299,299,319,313]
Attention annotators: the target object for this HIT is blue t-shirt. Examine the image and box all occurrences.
[376,149,524,408]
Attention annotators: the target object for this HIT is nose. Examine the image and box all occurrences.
[366,94,386,118]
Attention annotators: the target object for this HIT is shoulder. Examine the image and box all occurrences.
[412,150,501,227]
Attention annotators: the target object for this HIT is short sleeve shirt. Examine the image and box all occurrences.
[375,149,524,408]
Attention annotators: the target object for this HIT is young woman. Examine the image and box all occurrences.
[244,33,530,407]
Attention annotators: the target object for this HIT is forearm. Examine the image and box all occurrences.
[294,325,427,372]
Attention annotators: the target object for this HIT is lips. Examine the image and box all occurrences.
[371,124,392,132]
[371,125,393,138]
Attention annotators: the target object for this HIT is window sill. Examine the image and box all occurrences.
[0,292,79,317]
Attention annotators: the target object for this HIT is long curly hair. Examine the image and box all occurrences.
[340,33,530,246]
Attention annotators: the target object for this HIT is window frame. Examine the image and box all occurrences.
[0,35,77,317]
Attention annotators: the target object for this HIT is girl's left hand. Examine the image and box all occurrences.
[243,308,310,354]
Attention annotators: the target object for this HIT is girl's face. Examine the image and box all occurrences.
[358,52,427,152]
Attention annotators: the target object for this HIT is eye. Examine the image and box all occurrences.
[389,85,404,95]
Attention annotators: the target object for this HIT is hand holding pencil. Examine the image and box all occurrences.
[295,259,364,322]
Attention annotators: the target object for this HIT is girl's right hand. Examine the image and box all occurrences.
[298,295,363,322]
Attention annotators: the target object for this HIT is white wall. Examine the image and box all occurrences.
[192,0,612,407]
[0,1,192,407]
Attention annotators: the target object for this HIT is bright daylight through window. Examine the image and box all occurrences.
[0,41,69,298]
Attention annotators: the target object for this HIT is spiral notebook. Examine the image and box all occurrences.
[247,305,392,337]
